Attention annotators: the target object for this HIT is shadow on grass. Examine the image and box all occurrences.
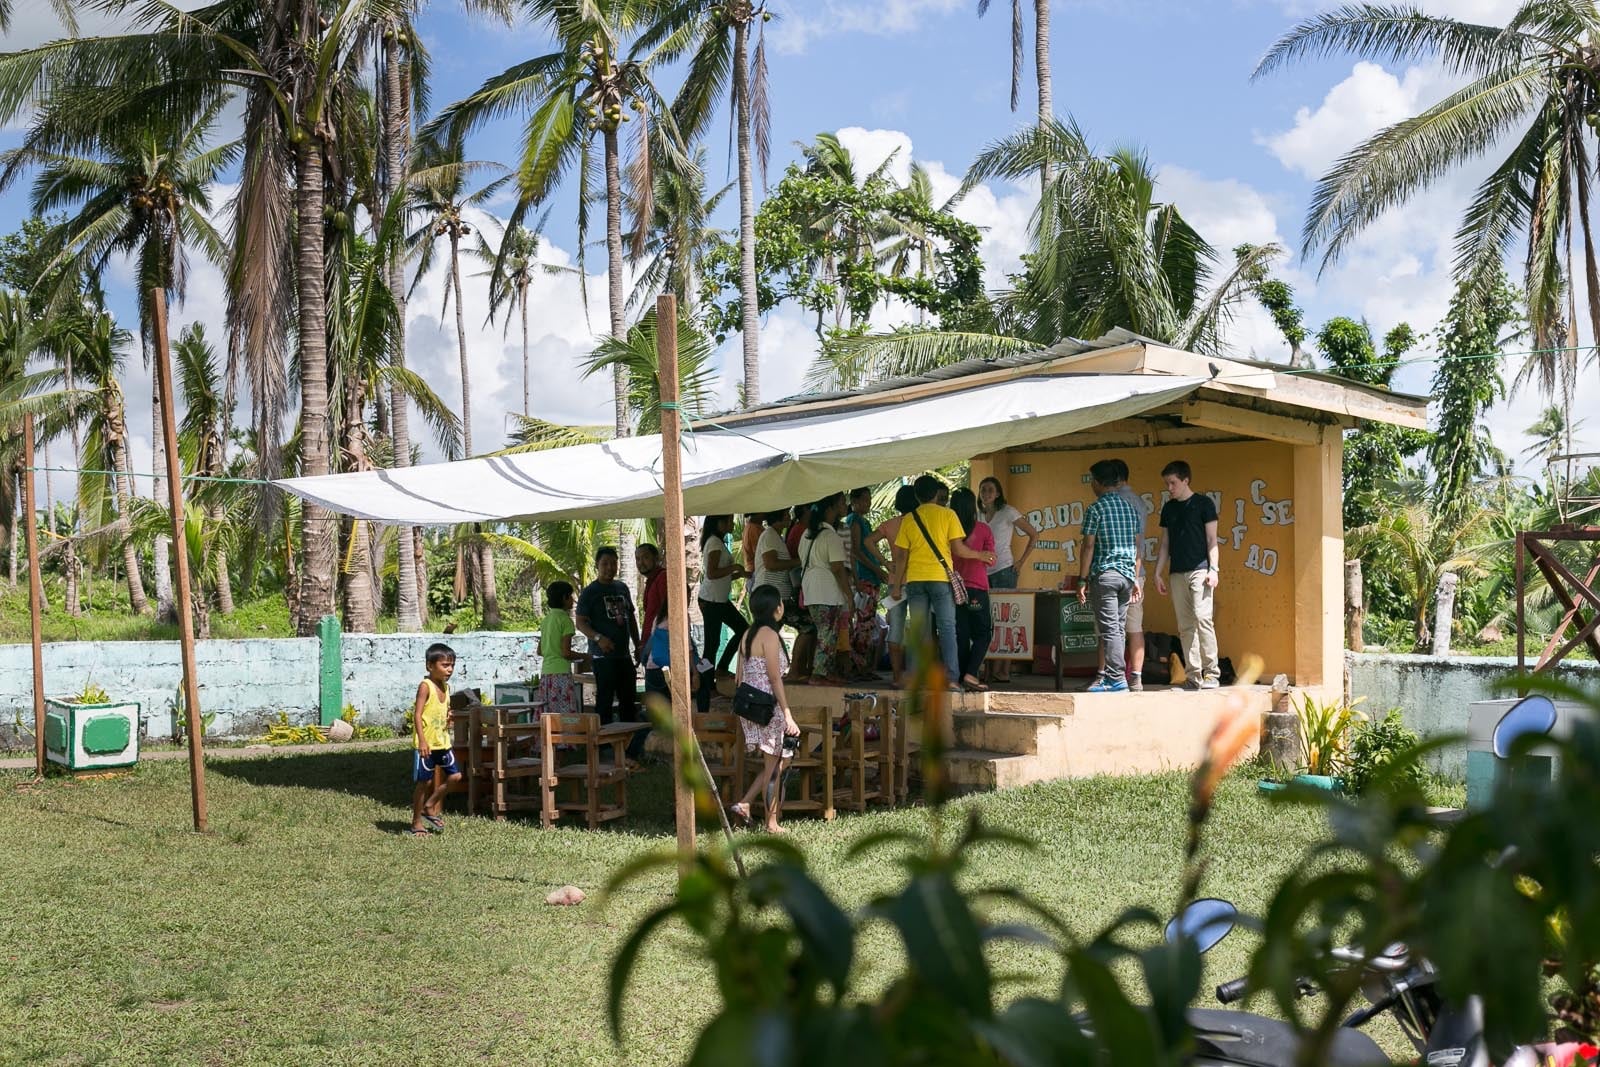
[210,746,683,837]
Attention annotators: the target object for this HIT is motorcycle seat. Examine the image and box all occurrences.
[1188,1008,1389,1066]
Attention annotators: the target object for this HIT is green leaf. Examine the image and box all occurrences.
[1067,949,1162,1067]
[685,1008,793,1067]
[976,997,1095,1067]
[751,864,855,997]
[882,872,992,1018]
[607,901,682,1039]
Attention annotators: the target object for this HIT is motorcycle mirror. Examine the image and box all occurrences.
[1164,898,1237,954]
[1492,695,1557,758]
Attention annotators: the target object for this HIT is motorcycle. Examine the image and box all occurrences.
[1161,694,1562,1067]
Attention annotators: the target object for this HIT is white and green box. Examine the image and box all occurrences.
[44,697,141,771]
[493,683,535,705]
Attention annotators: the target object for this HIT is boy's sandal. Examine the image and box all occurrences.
[407,827,431,838]
[423,814,445,832]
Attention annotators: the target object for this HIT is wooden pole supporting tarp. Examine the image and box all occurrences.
[152,289,210,833]
[23,413,45,777]
[657,294,696,865]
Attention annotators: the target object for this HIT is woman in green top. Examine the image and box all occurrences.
[537,581,586,718]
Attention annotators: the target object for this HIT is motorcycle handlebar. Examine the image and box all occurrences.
[1216,977,1250,1004]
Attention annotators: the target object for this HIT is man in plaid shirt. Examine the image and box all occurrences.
[1076,459,1145,693]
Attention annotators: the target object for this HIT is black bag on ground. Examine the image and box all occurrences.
[1141,633,1184,685]
[733,683,776,726]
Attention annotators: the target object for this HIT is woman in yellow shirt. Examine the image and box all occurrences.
[888,475,995,687]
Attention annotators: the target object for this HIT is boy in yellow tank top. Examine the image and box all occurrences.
[411,643,462,836]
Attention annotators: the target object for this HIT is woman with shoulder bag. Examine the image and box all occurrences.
[796,491,852,687]
[729,584,801,834]
[950,487,995,693]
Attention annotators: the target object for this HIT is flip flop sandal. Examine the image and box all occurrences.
[423,814,445,832]
[408,827,431,838]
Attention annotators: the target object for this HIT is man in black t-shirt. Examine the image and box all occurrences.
[575,546,643,742]
[1155,460,1220,689]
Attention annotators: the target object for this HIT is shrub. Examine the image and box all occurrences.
[1296,693,1366,777]
[1345,709,1425,796]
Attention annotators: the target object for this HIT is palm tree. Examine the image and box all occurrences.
[473,212,574,417]
[977,0,1053,190]
[825,120,1278,385]
[623,146,731,315]
[661,0,772,406]
[1525,404,1578,467]
[407,136,508,626]
[1,99,237,622]
[173,323,235,616]
[430,0,691,439]
[0,0,392,632]
[68,311,151,616]
[1348,475,1494,649]
[332,224,462,630]
[1254,3,1600,407]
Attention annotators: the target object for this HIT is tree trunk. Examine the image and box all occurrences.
[448,232,499,628]
[1344,558,1363,653]
[7,476,17,587]
[151,369,175,621]
[295,136,337,634]
[214,542,235,615]
[64,539,81,616]
[1431,572,1458,658]
[109,401,150,615]
[604,126,629,431]
[734,18,760,408]
[384,25,421,634]
[344,518,377,632]
[520,283,531,416]
[1035,0,1053,192]
[604,126,637,590]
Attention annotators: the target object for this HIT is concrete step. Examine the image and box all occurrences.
[951,709,1069,758]
[944,747,1055,791]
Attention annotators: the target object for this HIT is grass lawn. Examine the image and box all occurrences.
[0,748,1453,1066]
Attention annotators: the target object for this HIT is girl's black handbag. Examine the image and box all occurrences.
[732,683,776,726]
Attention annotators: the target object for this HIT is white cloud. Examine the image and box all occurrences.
[771,0,966,54]
[1262,62,1449,179]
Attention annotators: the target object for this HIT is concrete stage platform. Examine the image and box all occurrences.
[780,677,1272,792]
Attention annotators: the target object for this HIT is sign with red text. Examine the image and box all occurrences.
[988,592,1035,660]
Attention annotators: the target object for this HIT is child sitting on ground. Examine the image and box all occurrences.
[410,642,462,837]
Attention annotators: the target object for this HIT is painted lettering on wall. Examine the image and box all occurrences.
[1009,464,1032,475]
[1250,478,1294,527]
[989,593,1036,660]
[1033,561,1062,572]
[1035,540,1061,551]
[1244,544,1279,576]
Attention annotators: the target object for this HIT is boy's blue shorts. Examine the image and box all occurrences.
[414,748,461,783]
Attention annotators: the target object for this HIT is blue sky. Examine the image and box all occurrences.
[3,0,1594,479]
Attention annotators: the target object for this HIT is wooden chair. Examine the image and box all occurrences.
[833,694,892,813]
[890,696,920,805]
[693,712,746,806]
[471,705,545,820]
[540,712,629,829]
[447,707,493,808]
[775,704,835,821]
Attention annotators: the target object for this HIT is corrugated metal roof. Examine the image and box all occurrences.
[711,327,1427,424]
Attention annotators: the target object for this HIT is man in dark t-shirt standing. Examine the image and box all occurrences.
[1155,460,1220,689]
[575,545,642,736]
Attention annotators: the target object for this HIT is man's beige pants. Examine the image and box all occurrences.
[1171,570,1218,684]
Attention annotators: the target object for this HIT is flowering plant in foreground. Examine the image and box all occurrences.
[607,649,1600,1064]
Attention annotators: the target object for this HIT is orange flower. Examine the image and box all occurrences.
[1192,656,1264,809]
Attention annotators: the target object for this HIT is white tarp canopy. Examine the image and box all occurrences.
[276,373,1204,524]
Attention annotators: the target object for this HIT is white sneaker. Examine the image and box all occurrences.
[1199,679,1221,690]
